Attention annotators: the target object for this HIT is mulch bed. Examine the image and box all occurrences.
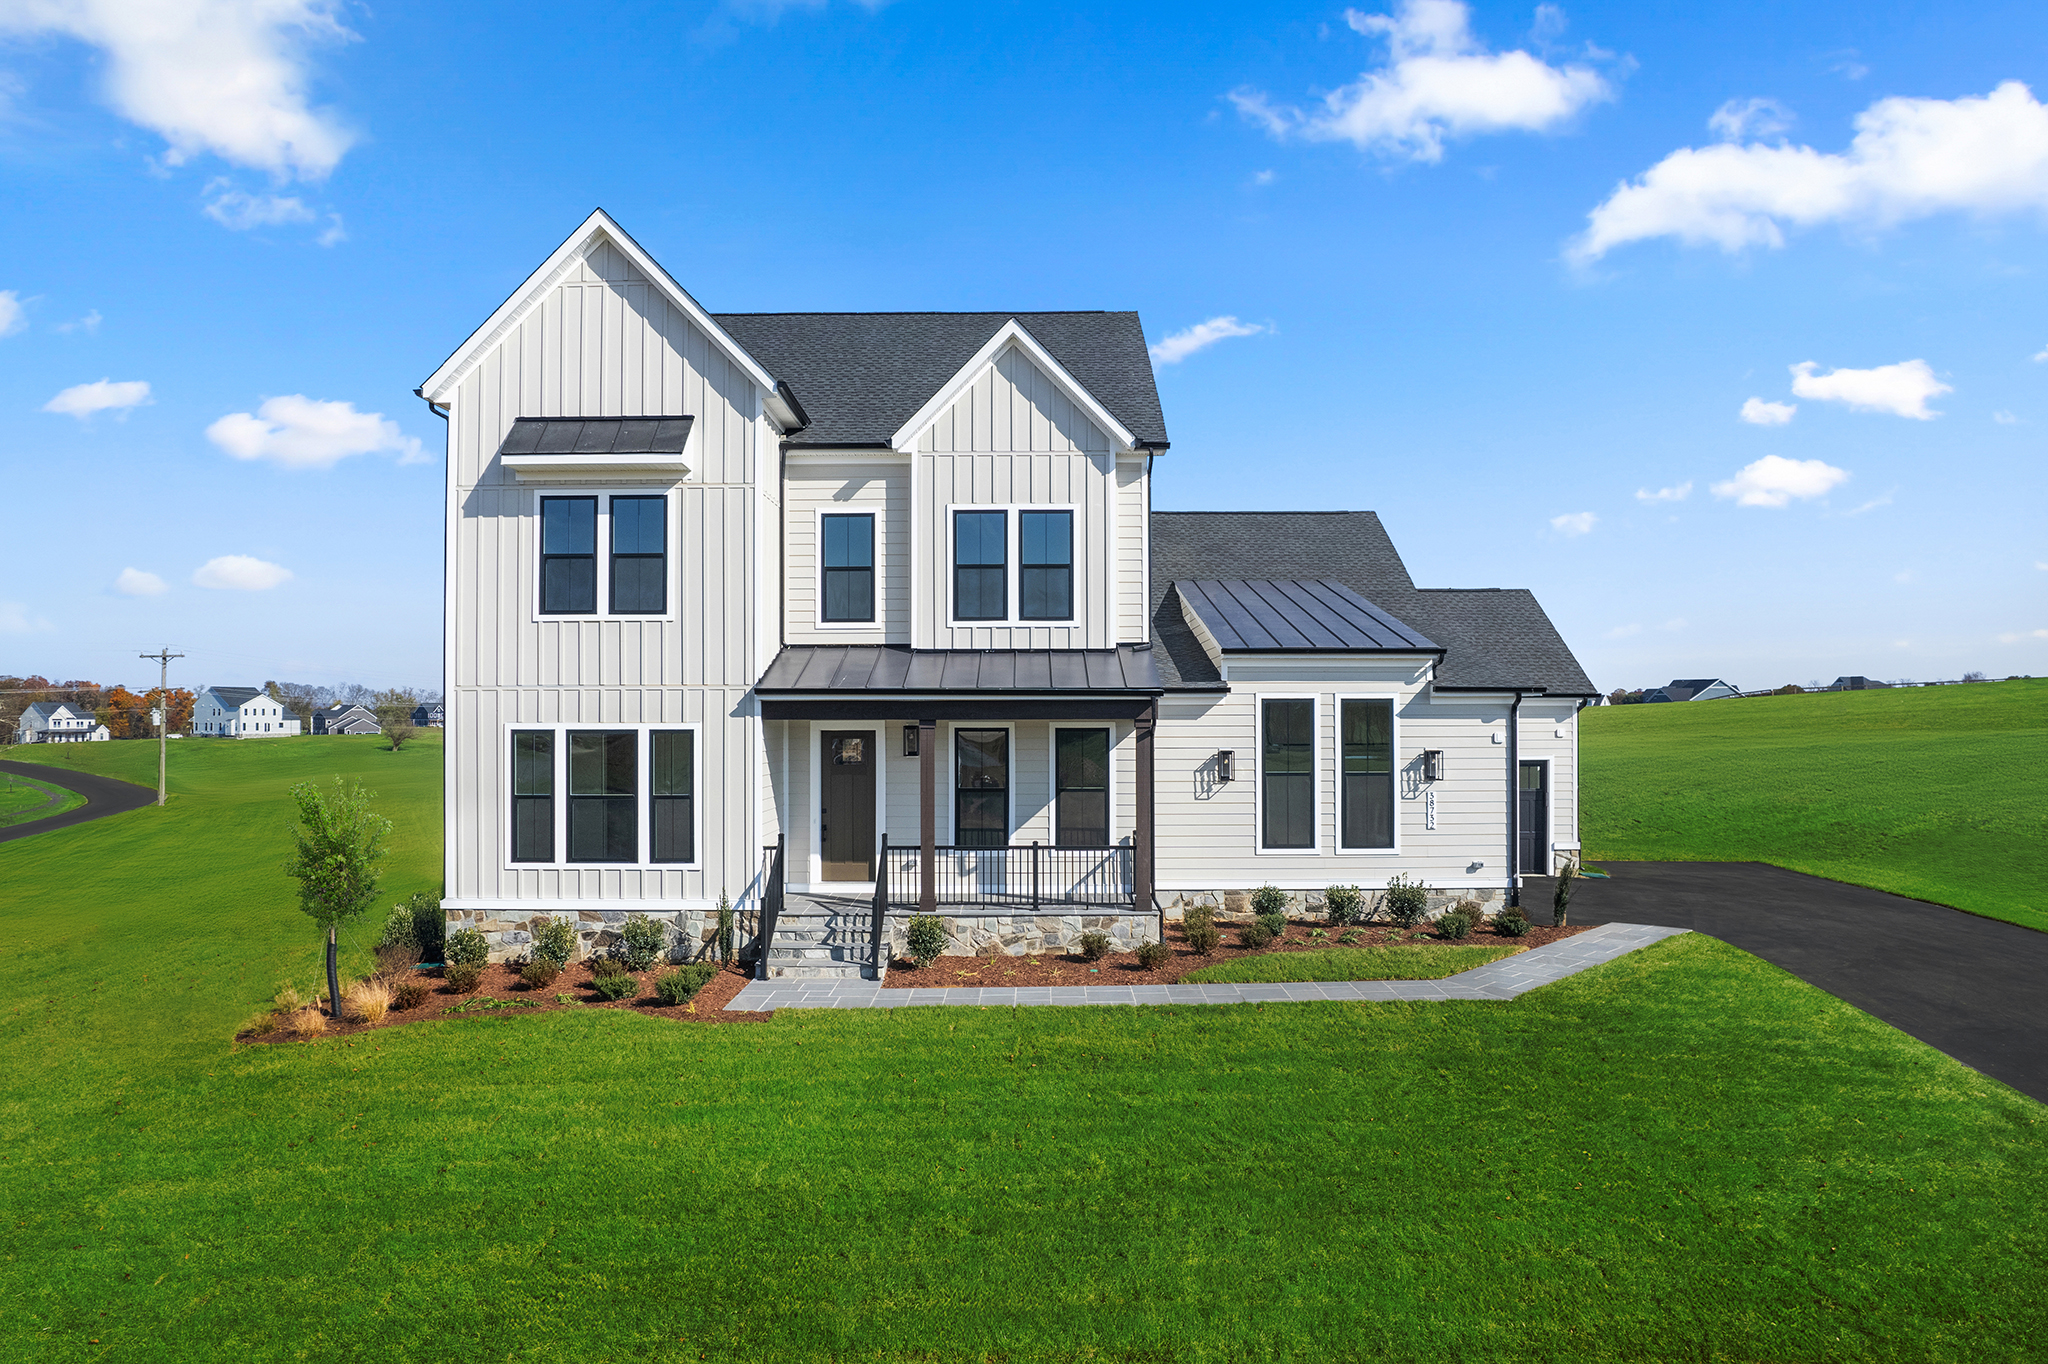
[234,960,771,1045]
[881,918,1592,988]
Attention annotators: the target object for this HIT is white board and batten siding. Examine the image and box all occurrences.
[1154,658,1580,892]
[443,238,774,913]
[908,346,1144,651]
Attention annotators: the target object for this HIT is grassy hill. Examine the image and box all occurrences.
[1,733,2042,1361]
[1581,679,2048,933]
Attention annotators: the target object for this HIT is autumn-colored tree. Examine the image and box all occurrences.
[98,686,149,739]
[148,687,196,734]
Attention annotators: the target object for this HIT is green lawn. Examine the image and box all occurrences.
[2,734,2044,1361]
[1182,942,1518,982]
[1582,678,2048,933]
[0,770,86,827]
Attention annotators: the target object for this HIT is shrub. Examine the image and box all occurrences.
[716,891,736,964]
[1325,884,1363,925]
[1434,911,1473,941]
[1135,939,1170,969]
[1240,922,1276,950]
[1256,911,1287,939]
[403,891,445,962]
[528,915,577,969]
[1186,924,1222,955]
[1454,899,1486,926]
[1494,909,1531,938]
[618,914,668,971]
[520,958,561,989]
[392,979,429,1010]
[445,962,483,994]
[1078,932,1112,961]
[589,960,637,1001]
[656,961,717,1005]
[1382,874,1430,929]
[344,978,392,1025]
[906,914,948,968]
[445,927,488,970]
[1308,928,1329,941]
[1554,859,1579,927]
[1249,884,1289,917]
[374,941,421,982]
[1181,903,1216,934]
[291,1006,328,1037]
[377,904,419,954]
[1337,929,1364,945]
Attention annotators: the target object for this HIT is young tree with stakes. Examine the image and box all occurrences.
[284,779,391,1019]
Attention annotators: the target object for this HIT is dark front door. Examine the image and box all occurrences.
[820,730,875,881]
[1518,762,1548,874]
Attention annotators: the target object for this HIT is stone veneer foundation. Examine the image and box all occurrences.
[884,911,1157,959]
[446,908,726,965]
[1159,886,1508,922]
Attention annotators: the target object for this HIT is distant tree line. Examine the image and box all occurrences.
[265,681,443,750]
[0,675,195,737]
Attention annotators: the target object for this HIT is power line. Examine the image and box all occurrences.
[139,647,184,808]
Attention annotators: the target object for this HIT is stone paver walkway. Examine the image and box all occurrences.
[728,921,1685,1012]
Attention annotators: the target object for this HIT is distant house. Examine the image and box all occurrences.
[1643,678,1740,703]
[15,701,110,743]
[194,686,302,737]
[1826,676,1890,691]
[312,704,380,736]
[410,702,446,728]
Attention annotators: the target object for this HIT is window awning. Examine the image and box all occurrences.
[495,416,695,481]
[755,645,1163,721]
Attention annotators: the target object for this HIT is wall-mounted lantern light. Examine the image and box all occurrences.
[902,724,920,758]
[1422,750,1445,782]
[1216,749,1235,782]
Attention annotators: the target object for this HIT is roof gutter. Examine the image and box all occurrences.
[764,380,810,435]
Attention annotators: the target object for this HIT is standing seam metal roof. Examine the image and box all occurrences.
[1174,578,1436,652]
[755,646,1163,693]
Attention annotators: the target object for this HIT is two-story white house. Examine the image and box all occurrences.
[194,687,302,738]
[422,211,1597,973]
[15,701,109,743]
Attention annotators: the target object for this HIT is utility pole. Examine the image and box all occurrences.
[139,647,184,807]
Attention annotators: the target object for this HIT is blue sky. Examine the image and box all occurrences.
[2,0,2044,696]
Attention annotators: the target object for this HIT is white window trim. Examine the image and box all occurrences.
[803,720,889,892]
[501,722,702,871]
[1254,694,1321,855]
[944,502,1080,628]
[1048,723,1119,847]
[945,721,1016,846]
[530,488,679,624]
[1332,693,1402,856]
[812,507,884,632]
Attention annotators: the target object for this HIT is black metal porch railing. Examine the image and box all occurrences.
[877,835,1133,912]
[754,836,785,980]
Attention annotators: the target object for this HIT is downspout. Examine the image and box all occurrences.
[1506,691,1524,909]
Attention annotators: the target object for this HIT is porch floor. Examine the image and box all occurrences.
[732,921,1686,1011]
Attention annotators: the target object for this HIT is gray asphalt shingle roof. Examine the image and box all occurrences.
[714,312,1168,449]
[1174,579,1437,652]
[207,686,262,707]
[1148,511,1596,696]
[756,645,1163,694]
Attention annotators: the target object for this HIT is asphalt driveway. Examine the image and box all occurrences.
[1535,862,2046,1104]
[0,759,157,844]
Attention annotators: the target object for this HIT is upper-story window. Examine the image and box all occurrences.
[821,513,875,623]
[953,511,1007,621]
[1019,510,1073,620]
[538,493,670,618]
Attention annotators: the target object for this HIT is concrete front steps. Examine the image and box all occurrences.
[761,897,881,980]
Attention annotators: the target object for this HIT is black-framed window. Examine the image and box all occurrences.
[1261,699,1315,850]
[955,728,1009,848]
[821,513,875,622]
[1340,699,1395,849]
[1019,510,1073,620]
[953,510,1007,621]
[540,496,597,614]
[511,730,555,863]
[650,729,695,864]
[1054,727,1110,846]
[568,730,636,863]
[610,495,667,614]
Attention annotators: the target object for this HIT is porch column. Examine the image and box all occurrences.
[919,716,937,913]
[1134,702,1155,915]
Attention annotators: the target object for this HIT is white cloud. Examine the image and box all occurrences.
[115,567,167,596]
[2033,344,2048,362]
[0,290,24,337]
[1843,491,1894,516]
[1550,510,1597,535]
[192,554,291,590]
[315,212,345,246]
[203,187,315,229]
[1251,169,1277,186]
[1709,97,1792,142]
[0,600,53,632]
[1573,81,2048,260]
[1994,409,2018,424]
[1739,397,1797,425]
[206,394,425,469]
[1635,481,1691,503]
[1229,0,1611,163]
[1996,628,2048,643]
[54,308,102,334]
[1605,623,1641,638]
[1790,358,1949,419]
[0,0,357,179]
[1149,316,1268,365]
[43,377,152,418]
[1711,454,1850,508]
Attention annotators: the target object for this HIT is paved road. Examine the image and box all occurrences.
[0,759,157,844]
[1533,862,2047,1104]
